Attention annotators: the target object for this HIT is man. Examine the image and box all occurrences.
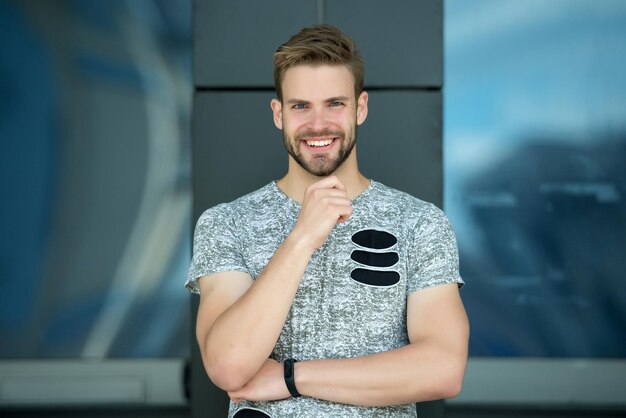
[186,25,469,417]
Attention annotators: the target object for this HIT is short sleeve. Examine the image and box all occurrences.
[407,203,464,294]
[185,205,248,294]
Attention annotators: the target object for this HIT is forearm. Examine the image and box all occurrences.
[295,341,467,406]
[204,233,313,390]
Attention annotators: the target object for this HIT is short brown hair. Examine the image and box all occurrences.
[273,24,364,101]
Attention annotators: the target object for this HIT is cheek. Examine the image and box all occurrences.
[283,115,309,134]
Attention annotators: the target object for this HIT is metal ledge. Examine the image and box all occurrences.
[0,359,187,406]
[449,358,626,407]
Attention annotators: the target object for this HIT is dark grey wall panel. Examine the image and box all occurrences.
[194,0,442,88]
[325,0,443,87]
[358,91,442,207]
[192,91,286,214]
[194,0,318,87]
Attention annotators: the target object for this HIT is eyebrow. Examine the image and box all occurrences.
[285,96,350,105]
[286,98,311,105]
[326,96,350,103]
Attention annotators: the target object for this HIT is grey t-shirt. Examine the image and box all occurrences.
[186,180,463,418]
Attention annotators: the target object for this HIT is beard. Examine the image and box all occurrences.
[282,125,357,177]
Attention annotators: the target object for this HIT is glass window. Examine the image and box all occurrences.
[0,0,192,359]
[444,0,626,357]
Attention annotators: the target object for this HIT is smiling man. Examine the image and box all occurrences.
[186,25,469,418]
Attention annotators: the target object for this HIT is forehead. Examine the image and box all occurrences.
[281,64,355,101]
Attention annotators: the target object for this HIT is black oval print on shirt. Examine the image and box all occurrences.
[350,229,400,287]
[351,250,399,267]
[350,268,400,286]
[233,408,271,417]
[351,229,397,250]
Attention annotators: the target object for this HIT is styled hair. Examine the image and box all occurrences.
[273,24,364,101]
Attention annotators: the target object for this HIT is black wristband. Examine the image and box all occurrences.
[283,358,301,398]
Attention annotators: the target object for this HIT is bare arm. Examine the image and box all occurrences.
[196,176,353,392]
[229,283,469,406]
[295,283,469,405]
[196,237,312,392]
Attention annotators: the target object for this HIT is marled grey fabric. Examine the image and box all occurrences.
[186,180,463,418]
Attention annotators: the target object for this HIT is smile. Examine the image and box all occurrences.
[300,137,339,152]
[306,139,334,147]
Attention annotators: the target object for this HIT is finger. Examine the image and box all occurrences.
[307,189,348,202]
[336,206,353,223]
[320,196,352,207]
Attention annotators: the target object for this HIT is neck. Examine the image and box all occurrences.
[277,149,370,203]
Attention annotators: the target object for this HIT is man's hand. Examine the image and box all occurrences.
[228,358,290,403]
[291,176,353,252]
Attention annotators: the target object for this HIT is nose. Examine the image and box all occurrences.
[306,107,330,131]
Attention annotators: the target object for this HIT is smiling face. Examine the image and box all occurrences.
[271,64,368,177]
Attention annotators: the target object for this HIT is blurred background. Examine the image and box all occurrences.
[0,0,192,361]
[0,0,625,417]
[445,0,626,359]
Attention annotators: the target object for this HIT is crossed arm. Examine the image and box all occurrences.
[194,177,469,406]
[198,270,468,407]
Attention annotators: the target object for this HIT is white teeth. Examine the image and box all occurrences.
[306,139,333,147]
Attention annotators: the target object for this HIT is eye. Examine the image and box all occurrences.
[330,100,344,107]
[292,103,307,110]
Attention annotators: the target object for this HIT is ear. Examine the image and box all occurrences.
[270,98,283,130]
[356,91,369,125]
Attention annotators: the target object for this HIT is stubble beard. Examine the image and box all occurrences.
[283,125,358,177]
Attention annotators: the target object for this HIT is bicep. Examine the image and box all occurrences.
[195,271,253,347]
[406,283,469,349]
